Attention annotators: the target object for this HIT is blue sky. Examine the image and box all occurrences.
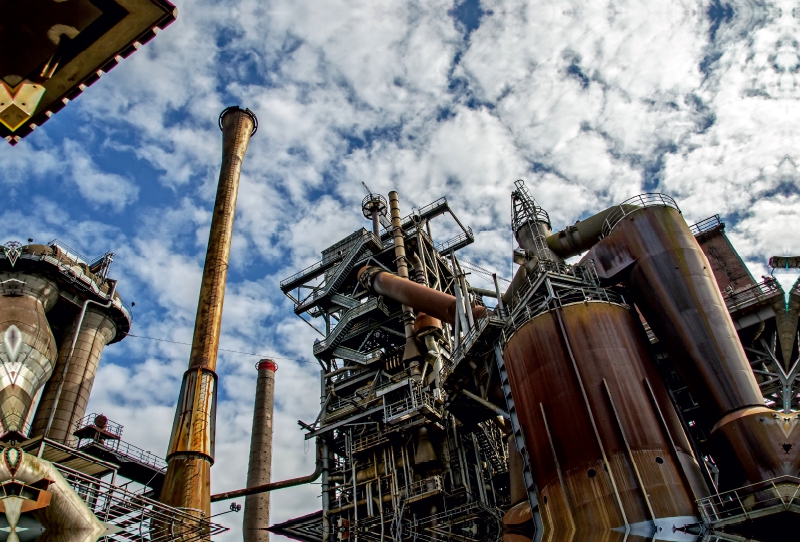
[2,0,799,539]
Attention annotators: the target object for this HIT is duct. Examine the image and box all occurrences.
[37,280,117,441]
[358,266,487,326]
[211,438,324,502]
[159,106,257,516]
[545,204,639,259]
[243,360,277,542]
[586,203,798,486]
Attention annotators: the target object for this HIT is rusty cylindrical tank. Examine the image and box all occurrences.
[244,359,277,542]
[0,273,59,438]
[588,204,799,487]
[502,300,707,538]
[159,106,257,517]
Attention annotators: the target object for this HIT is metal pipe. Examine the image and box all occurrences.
[358,267,486,327]
[492,274,504,313]
[469,286,497,299]
[211,438,324,502]
[42,280,117,439]
[460,390,509,419]
[160,106,257,516]
[388,191,420,362]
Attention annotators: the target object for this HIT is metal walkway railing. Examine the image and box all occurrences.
[601,193,680,237]
[697,476,800,526]
[57,463,228,541]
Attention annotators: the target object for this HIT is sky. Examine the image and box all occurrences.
[2,0,800,539]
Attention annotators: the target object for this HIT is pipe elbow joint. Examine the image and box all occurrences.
[357,265,385,293]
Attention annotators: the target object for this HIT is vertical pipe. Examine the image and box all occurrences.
[159,106,257,517]
[388,191,419,362]
[371,210,380,237]
[243,360,277,542]
[493,274,504,314]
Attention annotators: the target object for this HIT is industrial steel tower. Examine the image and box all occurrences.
[0,241,130,443]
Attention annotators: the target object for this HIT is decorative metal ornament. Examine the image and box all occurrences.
[3,241,22,267]
[3,446,22,477]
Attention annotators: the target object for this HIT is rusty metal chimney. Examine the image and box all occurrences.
[243,359,277,542]
[158,106,257,517]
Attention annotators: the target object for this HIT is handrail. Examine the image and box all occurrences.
[280,253,343,289]
[435,227,474,253]
[723,279,783,312]
[600,194,680,238]
[54,462,228,540]
[696,475,800,524]
[689,214,722,236]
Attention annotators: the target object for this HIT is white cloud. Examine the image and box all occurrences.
[63,140,140,211]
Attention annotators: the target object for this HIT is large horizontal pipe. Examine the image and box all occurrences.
[545,204,638,258]
[210,439,323,502]
[357,266,486,326]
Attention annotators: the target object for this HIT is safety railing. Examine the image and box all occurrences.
[313,298,387,353]
[443,315,492,381]
[405,475,444,502]
[601,193,680,238]
[505,284,626,338]
[74,413,124,438]
[689,214,722,236]
[75,433,168,472]
[379,198,449,238]
[503,258,600,315]
[280,253,343,289]
[352,431,389,453]
[294,230,380,311]
[723,279,784,313]
[56,463,228,541]
[384,384,441,424]
[435,227,474,253]
[47,238,92,265]
[696,476,800,525]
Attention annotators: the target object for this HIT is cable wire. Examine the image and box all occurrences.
[123,333,311,363]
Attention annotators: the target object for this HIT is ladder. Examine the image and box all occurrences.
[493,342,544,541]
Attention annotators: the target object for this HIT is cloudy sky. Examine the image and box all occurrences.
[2,0,800,539]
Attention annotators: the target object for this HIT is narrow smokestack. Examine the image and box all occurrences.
[243,359,277,542]
[159,106,257,516]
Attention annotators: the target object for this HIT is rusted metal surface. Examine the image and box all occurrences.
[502,301,704,537]
[387,191,422,362]
[545,206,618,258]
[357,265,486,326]
[244,360,277,542]
[695,223,756,293]
[587,205,797,487]
[160,106,256,517]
